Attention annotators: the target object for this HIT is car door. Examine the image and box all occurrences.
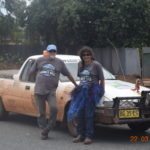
[3,59,37,116]
[18,59,38,116]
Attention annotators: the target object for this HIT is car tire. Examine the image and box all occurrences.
[67,119,78,137]
[128,122,150,132]
[64,102,78,137]
[0,99,8,120]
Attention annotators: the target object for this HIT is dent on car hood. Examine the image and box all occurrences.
[104,80,149,100]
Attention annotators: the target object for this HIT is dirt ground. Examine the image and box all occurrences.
[0,63,21,70]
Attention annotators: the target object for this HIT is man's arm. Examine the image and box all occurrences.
[67,74,78,87]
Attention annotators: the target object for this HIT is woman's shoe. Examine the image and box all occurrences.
[72,135,84,143]
[84,137,92,144]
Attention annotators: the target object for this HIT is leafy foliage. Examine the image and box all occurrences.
[25,0,150,49]
[0,0,27,43]
[1,0,150,48]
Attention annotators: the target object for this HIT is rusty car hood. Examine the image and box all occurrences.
[104,80,149,100]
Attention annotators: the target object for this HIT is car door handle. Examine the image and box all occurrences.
[25,85,30,90]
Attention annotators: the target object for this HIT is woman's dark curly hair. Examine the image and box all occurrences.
[78,46,95,67]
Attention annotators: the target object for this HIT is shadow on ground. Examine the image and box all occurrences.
[3,113,150,144]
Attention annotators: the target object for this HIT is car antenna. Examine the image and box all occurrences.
[107,38,126,80]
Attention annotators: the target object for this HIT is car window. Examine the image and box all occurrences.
[103,67,116,80]
[60,62,80,82]
[60,62,115,82]
[20,58,115,83]
[20,59,36,82]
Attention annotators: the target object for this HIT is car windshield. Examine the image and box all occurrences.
[102,67,116,80]
[60,62,115,82]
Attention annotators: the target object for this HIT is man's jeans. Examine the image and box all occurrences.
[35,90,57,132]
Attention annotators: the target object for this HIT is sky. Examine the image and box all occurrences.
[0,0,6,15]
[0,0,32,15]
[26,0,32,6]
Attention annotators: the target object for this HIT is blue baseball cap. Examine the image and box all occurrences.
[46,44,57,52]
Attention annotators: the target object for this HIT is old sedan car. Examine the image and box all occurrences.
[0,54,150,136]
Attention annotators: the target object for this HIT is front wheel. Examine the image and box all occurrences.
[67,119,78,137]
[128,122,150,132]
[0,99,8,120]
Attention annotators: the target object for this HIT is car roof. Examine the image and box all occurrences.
[28,54,80,61]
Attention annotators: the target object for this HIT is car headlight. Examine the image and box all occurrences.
[96,96,113,107]
[96,97,137,108]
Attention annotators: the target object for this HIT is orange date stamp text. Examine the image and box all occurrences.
[129,135,150,143]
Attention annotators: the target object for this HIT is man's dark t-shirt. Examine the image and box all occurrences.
[30,56,71,95]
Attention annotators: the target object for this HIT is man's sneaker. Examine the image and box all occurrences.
[41,129,49,140]
[41,134,48,140]
[72,135,84,143]
[84,137,92,145]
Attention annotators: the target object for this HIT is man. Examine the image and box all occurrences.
[30,44,77,140]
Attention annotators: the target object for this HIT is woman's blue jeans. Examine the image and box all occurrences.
[77,101,95,139]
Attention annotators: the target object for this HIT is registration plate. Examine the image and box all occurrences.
[119,109,139,119]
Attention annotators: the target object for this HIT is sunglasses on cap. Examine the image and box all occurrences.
[49,50,57,53]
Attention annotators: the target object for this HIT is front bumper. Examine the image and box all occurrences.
[94,91,150,125]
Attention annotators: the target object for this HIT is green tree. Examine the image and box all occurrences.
[0,15,14,43]
[0,0,27,44]
[4,0,27,26]
[26,0,150,48]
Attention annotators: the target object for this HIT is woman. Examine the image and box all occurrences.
[68,46,105,144]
